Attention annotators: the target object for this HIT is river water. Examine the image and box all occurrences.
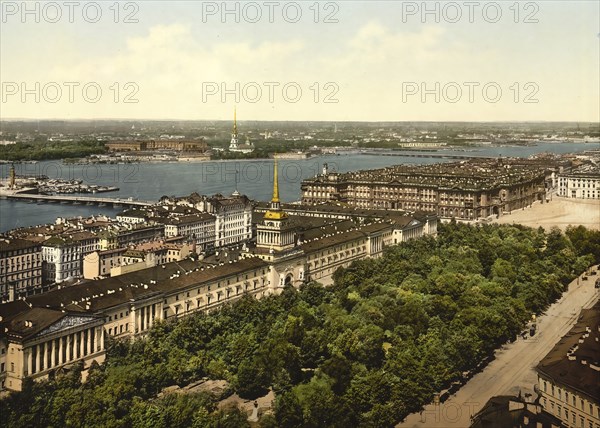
[0,142,595,232]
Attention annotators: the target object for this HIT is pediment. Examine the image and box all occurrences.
[35,315,98,337]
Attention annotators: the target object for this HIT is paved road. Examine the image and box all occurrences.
[397,267,600,428]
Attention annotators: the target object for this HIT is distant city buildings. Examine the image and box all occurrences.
[105,139,209,153]
[536,301,600,428]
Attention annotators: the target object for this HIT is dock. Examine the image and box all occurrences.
[3,193,152,208]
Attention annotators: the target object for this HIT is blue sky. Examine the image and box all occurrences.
[1,1,598,121]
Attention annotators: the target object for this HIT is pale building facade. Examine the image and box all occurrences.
[164,213,216,250]
[0,238,43,302]
[1,305,105,395]
[557,166,600,199]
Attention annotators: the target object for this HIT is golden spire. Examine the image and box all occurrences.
[272,157,279,203]
[263,156,288,221]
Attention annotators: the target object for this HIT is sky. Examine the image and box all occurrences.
[1,1,599,122]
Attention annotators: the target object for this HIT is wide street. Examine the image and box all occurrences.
[398,266,600,428]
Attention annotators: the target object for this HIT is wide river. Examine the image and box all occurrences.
[0,142,595,232]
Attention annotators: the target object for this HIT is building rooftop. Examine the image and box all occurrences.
[302,158,553,192]
[301,229,368,253]
[166,213,215,225]
[536,301,600,403]
[0,238,41,252]
[470,395,564,428]
[22,257,267,314]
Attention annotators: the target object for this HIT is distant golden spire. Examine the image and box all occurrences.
[233,106,237,136]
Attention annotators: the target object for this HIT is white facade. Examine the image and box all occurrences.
[164,214,216,250]
[42,235,99,284]
[42,243,82,284]
[214,202,253,248]
[557,169,600,199]
[168,194,253,249]
[116,213,146,224]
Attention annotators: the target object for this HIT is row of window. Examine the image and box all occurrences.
[543,381,598,417]
[1,248,40,258]
[0,263,41,273]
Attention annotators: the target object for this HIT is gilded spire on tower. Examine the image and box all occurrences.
[264,157,288,220]
[272,157,280,203]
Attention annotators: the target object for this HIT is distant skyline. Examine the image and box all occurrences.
[1,1,599,122]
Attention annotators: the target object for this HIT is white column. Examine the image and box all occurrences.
[59,337,64,365]
[35,345,41,372]
[50,339,56,368]
[79,331,85,357]
[75,331,80,358]
[26,348,33,375]
[87,329,92,355]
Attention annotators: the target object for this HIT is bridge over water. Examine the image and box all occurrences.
[3,193,153,208]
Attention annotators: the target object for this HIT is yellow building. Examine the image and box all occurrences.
[1,302,105,394]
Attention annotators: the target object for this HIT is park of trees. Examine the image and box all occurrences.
[1,223,598,428]
[0,140,107,161]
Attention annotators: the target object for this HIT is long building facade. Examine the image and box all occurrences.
[301,159,550,220]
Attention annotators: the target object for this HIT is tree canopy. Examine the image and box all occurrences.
[1,223,597,428]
